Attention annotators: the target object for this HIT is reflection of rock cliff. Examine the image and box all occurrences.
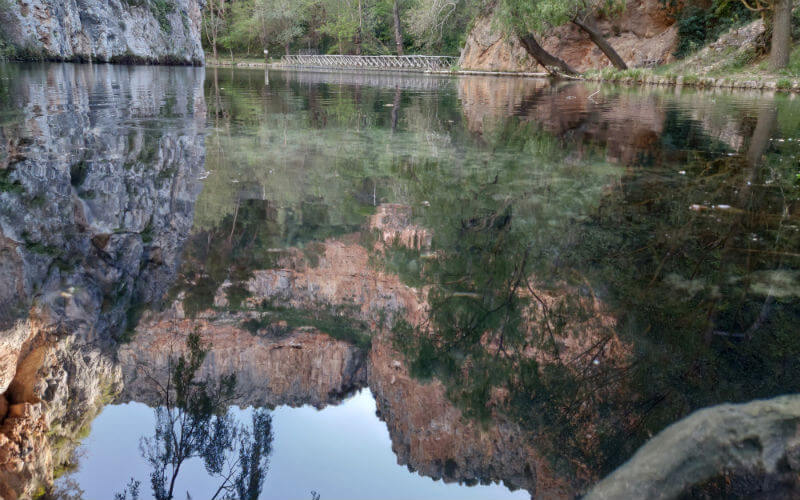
[124,204,598,498]
[0,63,205,499]
[369,333,571,497]
[120,316,367,409]
[459,77,668,166]
[458,77,761,167]
[460,0,677,72]
[0,0,204,64]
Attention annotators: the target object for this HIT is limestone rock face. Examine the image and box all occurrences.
[459,0,677,72]
[0,0,204,64]
[586,395,800,500]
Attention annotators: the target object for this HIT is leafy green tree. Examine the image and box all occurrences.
[204,0,228,61]
[406,0,478,54]
[317,0,372,53]
[255,0,313,55]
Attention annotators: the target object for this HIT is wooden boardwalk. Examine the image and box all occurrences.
[280,55,458,71]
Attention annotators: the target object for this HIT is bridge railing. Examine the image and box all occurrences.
[280,54,458,71]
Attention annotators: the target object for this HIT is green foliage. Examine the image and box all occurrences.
[150,0,176,33]
[496,0,625,37]
[226,283,252,309]
[779,45,800,76]
[673,0,756,58]
[202,0,477,57]
[0,167,23,194]
[252,301,373,348]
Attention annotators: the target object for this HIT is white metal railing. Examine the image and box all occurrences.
[280,54,458,71]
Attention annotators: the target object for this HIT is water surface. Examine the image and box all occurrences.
[1,63,798,499]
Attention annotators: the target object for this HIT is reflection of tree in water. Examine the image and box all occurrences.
[389,101,800,485]
[121,332,274,500]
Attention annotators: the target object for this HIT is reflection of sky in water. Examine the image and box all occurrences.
[64,389,527,499]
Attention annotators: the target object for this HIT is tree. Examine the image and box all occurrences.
[392,0,404,55]
[204,0,227,61]
[496,0,579,75]
[319,0,363,53]
[571,7,627,70]
[500,0,628,72]
[740,0,794,70]
[406,0,477,54]
[253,0,311,55]
[134,332,274,500]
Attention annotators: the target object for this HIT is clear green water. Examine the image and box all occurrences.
[1,63,798,498]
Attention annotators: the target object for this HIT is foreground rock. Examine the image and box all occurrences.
[0,0,204,64]
[586,395,800,500]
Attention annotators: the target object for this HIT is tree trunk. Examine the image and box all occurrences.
[769,0,792,70]
[572,17,628,70]
[355,0,363,55]
[518,33,577,75]
[285,42,290,56]
[207,0,218,62]
[393,0,404,56]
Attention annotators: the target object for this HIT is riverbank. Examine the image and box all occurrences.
[207,16,800,94]
[583,68,800,92]
[208,58,799,93]
[207,57,552,78]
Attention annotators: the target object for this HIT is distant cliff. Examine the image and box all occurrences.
[0,0,204,64]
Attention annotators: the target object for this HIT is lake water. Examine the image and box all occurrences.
[0,63,798,499]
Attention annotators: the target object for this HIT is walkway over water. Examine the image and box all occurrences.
[280,54,458,71]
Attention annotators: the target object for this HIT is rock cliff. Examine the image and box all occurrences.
[459,0,677,72]
[0,0,204,64]
[0,63,205,499]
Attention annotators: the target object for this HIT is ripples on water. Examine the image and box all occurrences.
[0,62,798,499]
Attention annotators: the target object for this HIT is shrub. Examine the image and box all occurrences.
[673,2,756,59]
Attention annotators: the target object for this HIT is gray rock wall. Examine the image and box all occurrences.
[0,0,204,64]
